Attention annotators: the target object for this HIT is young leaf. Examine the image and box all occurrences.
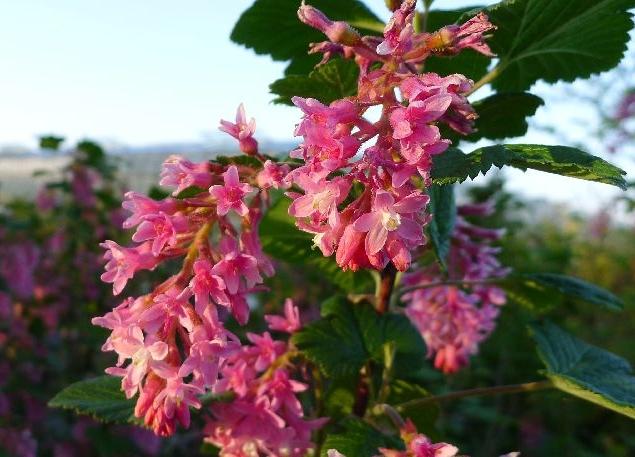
[484,0,635,91]
[48,376,136,423]
[530,321,635,419]
[321,417,403,457]
[427,184,456,269]
[270,58,359,105]
[292,297,426,378]
[259,195,373,293]
[431,145,627,189]
[500,273,624,312]
[231,0,383,69]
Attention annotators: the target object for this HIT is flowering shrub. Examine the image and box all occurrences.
[48,0,635,456]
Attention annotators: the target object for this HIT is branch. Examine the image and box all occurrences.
[376,263,398,314]
[396,380,554,411]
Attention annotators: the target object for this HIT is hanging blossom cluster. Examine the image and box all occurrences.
[287,0,495,272]
[403,202,510,374]
[93,105,315,441]
[204,299,327,456]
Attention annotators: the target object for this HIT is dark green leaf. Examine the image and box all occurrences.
[292,296,426,378]
[431,145,627,189]
[387,380,439,435]
[48,376,136,423]
[531,321,635,419]
[321,418,403,457]
[231,0,383,70]
[260,196,373,293]
[270,58,359,105]
[498,273,624,312]
[484,0,635,91]
[39,135,65,150]
[214,155,263,168]
[447,92,544,143]
[427,184,456,269]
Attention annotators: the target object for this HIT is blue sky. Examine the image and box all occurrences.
[0,0,632,210]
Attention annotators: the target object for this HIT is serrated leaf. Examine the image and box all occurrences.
[270,58,359,105]
[483,0,635,91]
[447,92,544,143]
[499,273,624,312]
[231,0,383,71]
[530,321,635,419]
[431,145,627,189]
[321,417,403,457]
[260,196,373,293]
[427,184,456,269]
[292,296,426,378]
[48,376,136,423]
[421,8,491,81]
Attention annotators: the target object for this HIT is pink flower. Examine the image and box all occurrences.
[188,259,229,324]
[377,0,416,55]
[209,165,254,217]
[179,327,234,387]
[353,190,428,256]
[256,160,291,190]
[265,299,301,333]
[288,175,350,220]
[246,332,286,371]
[0,242,39,299]
[100,240,158,295]
[212,237,262,295]
[141,287,195,334]
[292,97,359,131]
[434,12,496,57]
[159,155,213,196]
[132,212,190,256]
[121,192,178,229]
[105,325,168,398]
[219,104,259,155]
[152,366,203,429]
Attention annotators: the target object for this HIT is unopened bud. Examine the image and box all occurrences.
[298,2,361,46]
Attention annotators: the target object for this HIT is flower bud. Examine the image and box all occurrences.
[298,2,361,46]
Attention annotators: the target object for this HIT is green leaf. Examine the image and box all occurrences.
[48,376,136,423]
[270,58,359,105]
[427,184,456,269]
[214,155,263,168]
[387,380,439,435]
[39,135,65,150]
[321,418,403,457]
[292,296,426,378]
[176,185,207,199]
[260,195,373,293]
[231,0,383,69]
[431,145,627,189]
[531,321,635,419]
[447,92,544,143]
[484,0,635,91]
[500,273,624,312]
[421,8,491,81]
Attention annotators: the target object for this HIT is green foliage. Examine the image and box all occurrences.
[448,92,544,143]
[231,0,383,75]
[292,296,426,378]
[531,321,635,419]
[431,145,627,189]
[427,184,456,269]
[48,376,136,424]
[176,185,208,199]
[270,58,359,105]
[39,135,65,150]
[259,195,373,293]
[484,0,635,91]
[387,380,439,435]
[214,154,263,168]
[320,418,402,457]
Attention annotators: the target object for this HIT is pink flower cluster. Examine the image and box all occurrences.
[94,106,303,438]
[204,299,326,456]
[287,1,495,273]
[403,202,509,373]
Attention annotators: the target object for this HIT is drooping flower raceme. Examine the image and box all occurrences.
[403,202,510,373]
[286,1,495,273]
